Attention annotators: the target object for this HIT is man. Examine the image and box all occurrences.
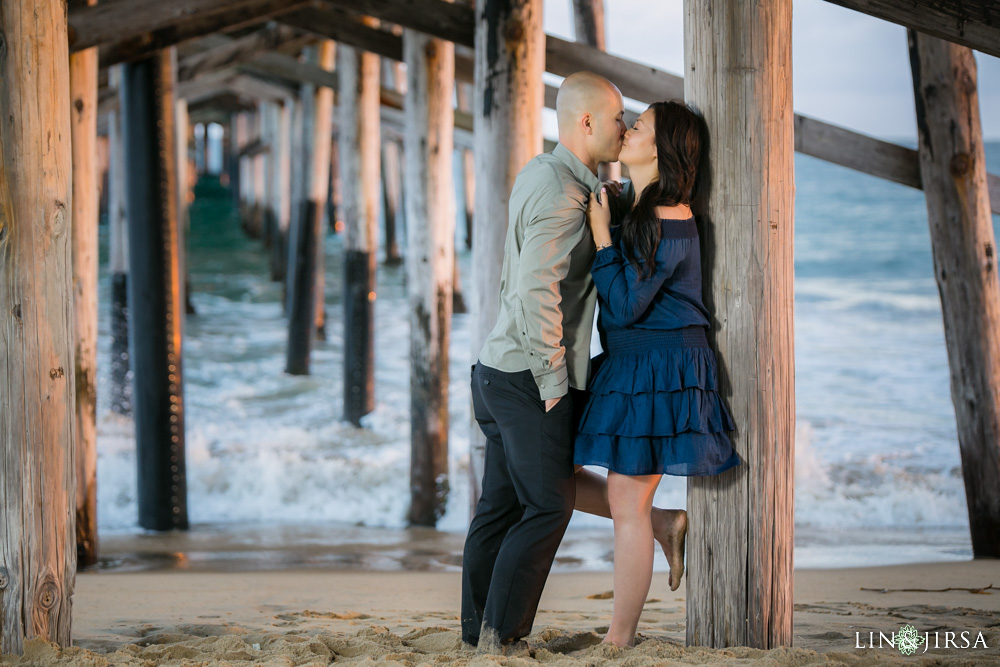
[461,72,627,653]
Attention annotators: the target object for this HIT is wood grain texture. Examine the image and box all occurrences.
[467,0,544,506]
[909,30,1000,558]
[684,0,795,649]
[825,0,1000,59]
[404,26,456,526]
[0,0,78,653]
[338,21,381,423]
[70,4,101,569]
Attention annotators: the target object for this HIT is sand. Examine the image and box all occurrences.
[3,560,999,666]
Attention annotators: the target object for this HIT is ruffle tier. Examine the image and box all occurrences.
[574,339,740,477]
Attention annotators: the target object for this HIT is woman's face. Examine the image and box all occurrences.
[619,108,657,171]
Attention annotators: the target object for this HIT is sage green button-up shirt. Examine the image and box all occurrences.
[478,144,601,401]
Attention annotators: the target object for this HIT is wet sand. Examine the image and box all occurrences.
[4,559,998,665]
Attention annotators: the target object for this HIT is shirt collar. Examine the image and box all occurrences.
[552,143,601,192]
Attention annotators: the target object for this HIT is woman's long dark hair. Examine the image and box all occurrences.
[619,101,702,278]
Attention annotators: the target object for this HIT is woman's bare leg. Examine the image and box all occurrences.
[573,467,687,591]
[604,472,662,647]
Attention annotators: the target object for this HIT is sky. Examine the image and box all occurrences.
[543,0,1000,141]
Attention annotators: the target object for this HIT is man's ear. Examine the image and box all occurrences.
[581,112,593,135]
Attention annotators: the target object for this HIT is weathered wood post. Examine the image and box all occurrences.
[283,96,304,314]
[70,0,100,569]
[468,0,544,505]
[120,48,189,531]
[381,58,405,267]
[404,24,456,526]
[228,112,242,208]
[237,111,251,231]
[272,97,293,282]
[286,41,335,370]
[263,101,284,280]
[175,96,192,316]
[108,65,132,417]
[908,31,1000,558]
[338,30,382,426]
[312,42,336,341]
[251,106,266,238]
[286,48,320,375]
[0,1,77,653]
[328,132,344,234]
[684,0,795,648]
[571,0,619,182]
[456,82,475,250]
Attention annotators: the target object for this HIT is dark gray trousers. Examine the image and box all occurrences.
[461,362,579,645]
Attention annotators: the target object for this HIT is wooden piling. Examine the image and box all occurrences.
[908,31,1000,558]
[338,31,382,426]
[685,0,795,649]
[120,48,189,531]
[70,0,101,570]
[468,0,544,504]
[313,41,336,341]
[228,112,242,208]
[456,82,475,250]
[273,98,293,281]
[108,65,132,417]
[381,58,405,267]
[286,47,320,375]
[404,25,456,526]
[0,0,77,653]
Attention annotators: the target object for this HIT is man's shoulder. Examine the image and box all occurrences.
[513,153,588,204]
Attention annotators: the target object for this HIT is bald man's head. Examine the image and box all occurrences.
[556,72,626,168]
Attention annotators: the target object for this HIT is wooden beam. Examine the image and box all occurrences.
[824,0,1000,59]
[686,0,795,649]
[239,52,338,91]
[176,24,300,81]
[794,114,921,188]
[281,6,404,61]
[0,0,77,654]
[84,0,312,67]
[70,0,265,50]
[319,0,474,47]
[909,30,1000,558]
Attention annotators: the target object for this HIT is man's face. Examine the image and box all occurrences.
[590,89,627,163]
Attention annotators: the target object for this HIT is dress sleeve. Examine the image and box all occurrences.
[591,238,686,327]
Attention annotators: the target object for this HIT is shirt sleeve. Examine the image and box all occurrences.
[515,185,586,401]
[591,239,686,327]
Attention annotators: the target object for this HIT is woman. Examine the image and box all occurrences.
[574,100,740,647]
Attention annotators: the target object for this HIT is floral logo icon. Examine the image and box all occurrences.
[897,624,926,655]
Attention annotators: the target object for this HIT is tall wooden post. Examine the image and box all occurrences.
[121,48,189,531]
[70,0,100,570]
[237,111,251,230]
[251,107,266,238]
[175,96,192,316]
[572,0,619,182]
[381,58,405,267]
[272,98,293,282]
[264,101,285,281]
[468,0,544,505]
[329,132,343,234]
[685,0,795,649]
[338,32,381,426]
[0,1,77,653]
[908,31,1000,558]
[404,26,456,526]
[456,82,475,250]
[108,65,132,417]
[286,47,320,375]
[313,41,336,341]
[284,96,304,315]
[228,112,242,209]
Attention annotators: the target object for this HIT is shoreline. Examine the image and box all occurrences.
[4,560,997,665]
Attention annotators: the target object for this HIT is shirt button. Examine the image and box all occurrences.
[484,379,490,385]
[540,383,545,388]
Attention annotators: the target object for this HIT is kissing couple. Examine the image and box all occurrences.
[462,71,741,653]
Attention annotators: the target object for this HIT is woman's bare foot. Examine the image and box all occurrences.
[651,509,687,591]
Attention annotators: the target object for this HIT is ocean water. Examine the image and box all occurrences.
[94,143,1000,570]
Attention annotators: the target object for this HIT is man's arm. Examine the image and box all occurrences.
[515,185,584,404]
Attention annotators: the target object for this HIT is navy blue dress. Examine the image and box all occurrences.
[573,217,741,476]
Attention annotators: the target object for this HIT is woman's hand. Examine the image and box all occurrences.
[588,187,613,248]
[601,180,623,199]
